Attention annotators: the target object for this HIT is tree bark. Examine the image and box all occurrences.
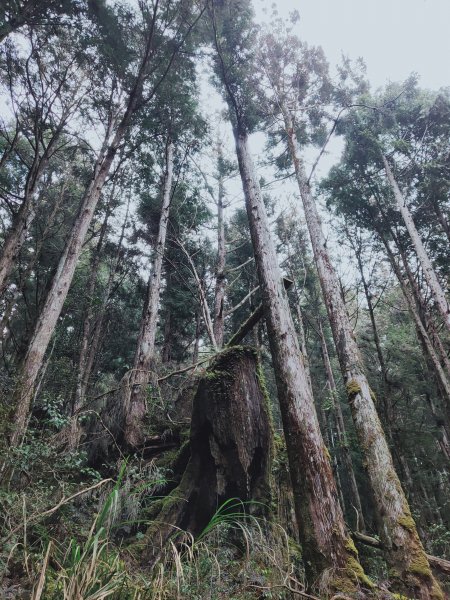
[213,145,226,348]
[232,125,367,592]
[122,141,174,448]
[0,176,66,344]
[0,139,59,298]
[318,319,366,533]
[7,7,167,447]
[178,237,217,349]
[282,106,443,599]
[376,224,450,415]
[139,346,272,566]
[74,206,111,404]
[67,191,129,450]
[383,156,450,333]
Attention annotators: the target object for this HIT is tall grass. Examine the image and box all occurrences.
[31,464,127,600]
[25,481,301,600]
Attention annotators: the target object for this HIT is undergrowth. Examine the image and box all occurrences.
[1,455,305,600]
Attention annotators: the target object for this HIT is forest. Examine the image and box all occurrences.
[0,1,449,598]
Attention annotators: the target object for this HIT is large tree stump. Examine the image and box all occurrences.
[138,346,273,564]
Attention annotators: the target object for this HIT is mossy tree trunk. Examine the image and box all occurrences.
[139,346,272,564]
[229,123,369,593]
[318,319,366,534]
[282,105,444,599]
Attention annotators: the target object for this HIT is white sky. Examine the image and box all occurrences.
[255,0,450,91]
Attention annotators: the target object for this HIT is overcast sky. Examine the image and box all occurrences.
[254,0,450,91]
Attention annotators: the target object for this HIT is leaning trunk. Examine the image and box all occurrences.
[383,156,450,333]
[123,141,174,448]
[318,319,366,533]
[283,105,443,599]
[232,124,368,593]
[213,150,226,348]
[377,223,450,414]
[7,18,158,447]
[0,118,65,298]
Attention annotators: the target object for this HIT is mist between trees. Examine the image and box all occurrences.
[0,1,449,599]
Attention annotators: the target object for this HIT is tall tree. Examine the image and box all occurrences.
[259,27,444,598]
[382,155,450,332]
[208,1,370,593]
[0,32,89,297]
[7,0,205,447]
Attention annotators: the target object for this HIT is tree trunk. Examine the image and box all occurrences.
[74,207,110,403]
[0,111,68,298]
[0,193,37,299]
[383,156,450,332]
[376,224,450,414]
[122,141,174,448]
[213,146,226,348]
[139,346,272,565]
[318,319,366,533]
[0,177,65,344]
[178,238,217,349]
[67,195,125,450]
[7,13,161,447]
[232,125,368,593]
[192,307,201,364]
[282,106,443,599]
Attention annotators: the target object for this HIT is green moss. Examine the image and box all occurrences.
[346,379,361,397]
[398,514,415,532]
[344,536,358,555]
[431,583,445,600]
[203,369,221,381]
[346,554,375,589]
[331,539,374,594]
[409,552,433,579]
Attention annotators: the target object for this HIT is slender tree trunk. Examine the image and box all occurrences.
[161,311,172,363]
[387,217,450,385]
[67,199,120,450]
[192,307,201,364]
[377,225,450,413]
[318,319,366,533]
[213,147,226,348]
[426,394,450,462]
[7,9,165,447]
[232,125,367,592]
[74,206,111,403]
[431,198,450,246]
[294,300,312,391]
[0,114,68,298]
[178,238,217,349]
[0,177,65,344]
[123,141,174,448]
[0,187,38,298]
[350,233,400,443]
[383,156,450,332]
[282,106,443,599]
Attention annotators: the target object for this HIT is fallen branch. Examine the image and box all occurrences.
[2,478,112,544]
[226,277,293,347]
[352,531,450,576]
